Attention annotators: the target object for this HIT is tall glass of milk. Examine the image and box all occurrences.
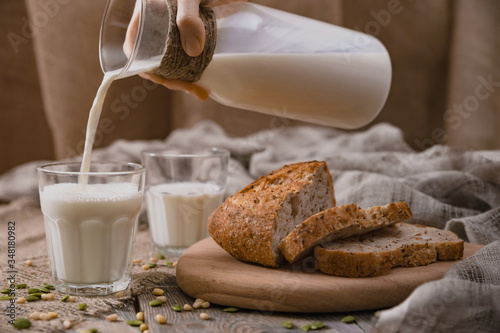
[37,162,145,296]
[141,148,229,255]
[100,0,392,129]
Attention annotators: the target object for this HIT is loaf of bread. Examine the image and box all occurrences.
[279,202,412,263]
[208,161,335,267]
[314,223,464,277]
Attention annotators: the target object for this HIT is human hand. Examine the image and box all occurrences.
[124,0,244,101]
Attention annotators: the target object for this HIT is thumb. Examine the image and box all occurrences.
[177,0,205,57]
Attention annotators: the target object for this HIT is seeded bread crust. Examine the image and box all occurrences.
[208,161,335,267]
[279,202,412,264]
[314,223,464,277]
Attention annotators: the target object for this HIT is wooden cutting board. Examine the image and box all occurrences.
[176,238,482,313]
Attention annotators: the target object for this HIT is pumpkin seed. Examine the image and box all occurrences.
[0,295,14,300]
[36,287,50,293]
[149,299,163,307]
[42,283,55,290]
[223,307,239,313]
[25,295,40,302]
[281,320,294,329]
[78,303,87,310]
[0,288,10,294]
[342,315,356,324]
[157,253,165,259]
[12,318,31,329]
[301,323,312,332]
[126,320,143,326]
[165,261,174,266]
[61,295,69,302]
[171,304,183,312]
[147,263,157,268]
[15,284,27,289]
[311,321,325,329]
[27,288,39,294]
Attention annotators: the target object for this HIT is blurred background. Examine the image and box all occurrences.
[1,0,499,176]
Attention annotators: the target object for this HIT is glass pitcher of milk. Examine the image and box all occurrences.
[100,0,392,129]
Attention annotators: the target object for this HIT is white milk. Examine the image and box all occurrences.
[198,52,392,129]
[40,183,142,284]
[79,69,121,179]
[146,183,223,249]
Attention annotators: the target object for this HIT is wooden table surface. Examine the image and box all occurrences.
[81,275,378,333]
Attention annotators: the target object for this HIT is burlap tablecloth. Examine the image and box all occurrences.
[1,121,499,332]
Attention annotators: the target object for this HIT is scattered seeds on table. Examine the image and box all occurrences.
[126,320,143,326]
[61,295,69,302]
[183,304,192,311]
[171,304,183,312]
[311,321,325,329]
[150,299,163,307]
[68,296,76,302]
[78,303,87,311]
[223,307,239,313]
[147,263,157,269]
[201,301,211,309]
[149,257,158,263]
[142,264,150,271]
[12,318,31,329]
[200,312,209,320]
[153,288,164,296]
[281,320,294,329]
[157,253,165,259]
[133,259,142,264]
[156,296,167,303]
[106,314,119,322]
[63,320,72,329]
[140,323,148,331]
[155,314,167,324]
[15,284,27,289]
[28,312,40,320]
[342,315,356,324]
[25,260,33,266]
[193,298,204,309]
[16,297,26,304]
[41,293,55,301]
[136,312,144,321]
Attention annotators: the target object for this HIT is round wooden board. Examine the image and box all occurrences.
[176,238,482,313]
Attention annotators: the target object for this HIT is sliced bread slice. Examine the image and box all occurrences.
[279,202,412,263]
[314,222,464,278]
[208,161,335,267]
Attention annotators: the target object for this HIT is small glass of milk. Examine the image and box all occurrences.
[141,148,229,255]
[37,162,145,296]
